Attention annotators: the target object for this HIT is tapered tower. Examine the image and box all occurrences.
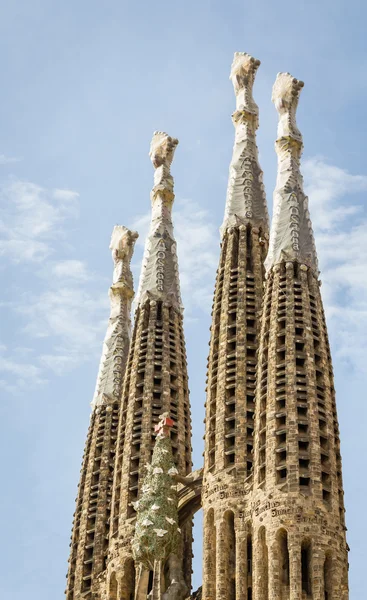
[202,52,269,600]
[251,73,349,599]
[105,132,192,599]
[66,226,138,600]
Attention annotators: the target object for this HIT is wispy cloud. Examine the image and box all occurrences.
[132,198,219,316]
[0,177,109,389]
[0,180,79,262]
[304,157,367,372]
[0,345,47,393]
[47,259,91,282]
[0,154,21,165]
[2,157,365,394]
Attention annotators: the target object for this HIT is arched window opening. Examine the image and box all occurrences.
[121,559,136,600]
[324,554,333,600]
[277,529,290,587]
[109,572,118,600]
[224,511,236,600]
[301,540,311,596]
[247,530,253,599]
[148,570,154,595]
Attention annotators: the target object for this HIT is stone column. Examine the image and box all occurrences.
[203,509,216,600]
[268,538,280,600]
[216,518,228,600]
[311,547,324,600]
[289,537,302,600]
[236,532,248,600]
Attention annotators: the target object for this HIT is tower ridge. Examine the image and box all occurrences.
[135,131,182,312]
[221,51,269,236]
[66,226,137,600]
[92,225,138,409]
[265,72,318,273]
[104,133,193,599]
[202,50,270,600]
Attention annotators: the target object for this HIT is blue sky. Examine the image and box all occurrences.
[0,0,366,597]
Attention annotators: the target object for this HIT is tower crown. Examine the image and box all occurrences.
[271,71,304,141]
[135,131,182,311]
[265,72,318,274]
[230,51,260,122]
[91,225,138,409]
[221,52,269,236]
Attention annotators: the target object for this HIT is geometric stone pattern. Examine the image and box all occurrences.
[202,52,270,600]
[65,57,350,600]
[201,67,349,600]
[104,133,193,600]
[66,227,138,600]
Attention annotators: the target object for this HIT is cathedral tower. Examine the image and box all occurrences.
[202,52,269,600]
[251,72,349,600]
[66,226,138,600]
[105,132,192,599]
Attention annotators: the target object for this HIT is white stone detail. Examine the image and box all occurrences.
[265,73,318,274]
[221,52,269,236]
[153,528,168,537]
[153,467,164,475]
[142,518,154,527]
[135,131,183,311]
[91,226,138,410]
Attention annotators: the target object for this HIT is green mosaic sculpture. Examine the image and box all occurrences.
[132,414,188,600]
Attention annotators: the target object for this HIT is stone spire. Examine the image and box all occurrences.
[92,226,138,409]
[202,53,269,600]
[105,132,193,600]
[265,72,318,273]
[250,72,349,599]
[135,131,182,312]
[220,52,269,236]
[66,227,137,600]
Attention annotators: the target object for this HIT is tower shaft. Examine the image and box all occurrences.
[66,227,137,600]
[202,53,269,600]
[105,132,192,599]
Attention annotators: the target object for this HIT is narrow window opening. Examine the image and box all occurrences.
[301,542,311,596]
[247,532,253,598]
[278,529,290,588]
[324,554,332,600]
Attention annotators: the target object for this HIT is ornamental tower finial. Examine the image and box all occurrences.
[265,72,318,273]
[135,131,182,311]
[220,52,269,236]
[91,225,138,409]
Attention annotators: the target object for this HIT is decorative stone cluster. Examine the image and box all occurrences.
[132,414,181,571]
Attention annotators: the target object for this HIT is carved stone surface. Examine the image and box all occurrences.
[265,72,318,274]
[66,227,138,600]
[65,57,350,600]
[92,226,138,409]
[221,52,269,236]
[135,131,182,311]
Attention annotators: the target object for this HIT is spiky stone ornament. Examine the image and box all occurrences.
[132,413,181,571]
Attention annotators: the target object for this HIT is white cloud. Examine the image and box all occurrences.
[0,355,47,392]
[19,286,108,348]
[132,198,219,314]
[0,180,79,262]
[0,154,21,165]
[49,259,91,281]
[0,175,111,389]
[305,157,367,373]
[303,157,367,230]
